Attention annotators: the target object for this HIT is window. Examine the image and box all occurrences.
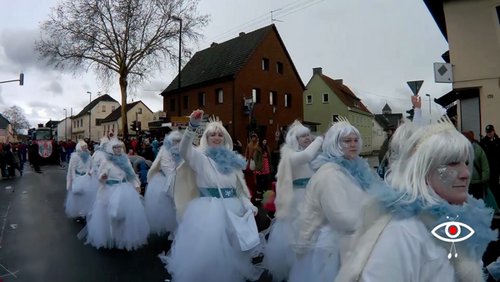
[322,93,329,103]
[284,93,292,108]
[101,105,106,112]
[183,96,189,109]
[261,58,269,71]
[497,5,500,24]
[276,62,283,74]
[216,89,224,104]
[112,106,116,112]
[269,91,277,106]
[138,108,143,114]
[198,92,205,107]
[332,114,339,122]
[306,95,313,105]
[170,98,176,112]
[252,88,261,104]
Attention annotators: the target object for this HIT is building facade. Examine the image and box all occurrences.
[303,67,374,154]
[161,24,305,149]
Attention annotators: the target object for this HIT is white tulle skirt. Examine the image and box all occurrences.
[289,225,340,282]
[161,197,262,282]
[144,172,177,235]
[65,174,96,218]
[262,188,305,281]
[85,182,150,251]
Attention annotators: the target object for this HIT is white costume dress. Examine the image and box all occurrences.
[144,145,180,235]
[163,128,261,282]
[262,136,323,281]
[65,150,94,218]
[84,149,150,251]
[336,204,494,282]
[290,158,375,282]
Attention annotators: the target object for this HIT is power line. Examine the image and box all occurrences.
[206,0,327,44]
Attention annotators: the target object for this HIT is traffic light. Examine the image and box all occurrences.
[130,121,137,132]
[406,108,415,121]
[19,73,24,86]
[137,121,142,132]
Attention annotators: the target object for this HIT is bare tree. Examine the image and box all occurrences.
[36,0,209,138]
[2,106,31,136]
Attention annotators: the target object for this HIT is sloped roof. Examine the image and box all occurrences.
[319,75,372,115]
[374,113,403,131]
[73,94,118,118]
[100,101,146,123]
[0,114,10,129]
[162,24,304,95]
[382,103,392,113]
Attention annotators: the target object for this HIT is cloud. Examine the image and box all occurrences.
[0,29,41,70]
[41,80,63,95]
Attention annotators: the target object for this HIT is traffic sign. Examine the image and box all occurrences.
[407,80,424,96]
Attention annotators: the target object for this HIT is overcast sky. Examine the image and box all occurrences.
[0,0,450,127]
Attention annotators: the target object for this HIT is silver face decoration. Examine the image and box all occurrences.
[435,165,460,189]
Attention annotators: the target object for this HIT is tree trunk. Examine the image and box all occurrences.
[120,75,128,139]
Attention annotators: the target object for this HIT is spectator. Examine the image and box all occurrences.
[480,124,500,204]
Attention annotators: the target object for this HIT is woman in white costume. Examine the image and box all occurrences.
[291,119,378,282]
[84,138,150,251]
[335,117,497,282]
[163,110,261,282]
[144,130,182,235]
[65,140,93,219]
[88,135,110,199]
[262,120,323,281]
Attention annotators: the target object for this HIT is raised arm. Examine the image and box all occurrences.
[288,136,323,164]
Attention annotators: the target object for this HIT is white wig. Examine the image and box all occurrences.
[386,118,473,206]
[387,122,420,165]
[198,117,232,152]
[105,137,125,154]
[164,130,183,149]
[285,120,311,151]
[75,140,88,152]
[322,120,362,157]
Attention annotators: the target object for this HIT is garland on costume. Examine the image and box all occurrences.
[107,153,137,182]
[311,154,376,190]
[79,151,90,162]
[370,182,497,260]
[205,146,246,174]
[164,138,182,165]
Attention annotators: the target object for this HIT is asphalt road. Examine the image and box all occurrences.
[0,165,172,282]
[0,164,272,282]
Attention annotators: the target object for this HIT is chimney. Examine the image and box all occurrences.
[313,67,322,75]
[210,42,218,47]
[239,32,246,36]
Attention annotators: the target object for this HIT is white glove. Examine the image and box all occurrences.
[189,110,204,128]
[243,199,258,215]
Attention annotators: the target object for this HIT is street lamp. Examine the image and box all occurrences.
[425,94,432,124]
[172,16,182,117]
[87,91,92,140]
[63,108,67,141]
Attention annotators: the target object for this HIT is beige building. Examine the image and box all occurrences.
[425,0,500,138]
[0,114,15,143]
[100,101,154,138]
[303,67,374,154]
[70,94,120,142]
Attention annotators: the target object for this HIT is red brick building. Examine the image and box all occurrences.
[161,24,304,149]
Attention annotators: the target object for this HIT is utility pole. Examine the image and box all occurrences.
[172,16,182,117]
[87,91,92,141]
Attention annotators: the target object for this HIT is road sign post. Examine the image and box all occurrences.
[407,80,424,96]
